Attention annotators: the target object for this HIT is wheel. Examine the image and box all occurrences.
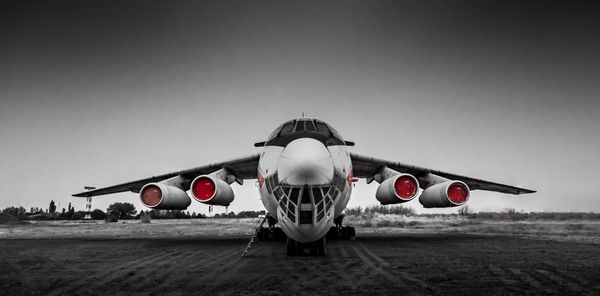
[309,237,326,256]
[256,228,265,241]
[326,226,337,240]
[318,237,327,256]
[340,227,349,240]
[309,242,318,256]
[348,227,356,241]
[286,237,296,256]
[273,227,286,240]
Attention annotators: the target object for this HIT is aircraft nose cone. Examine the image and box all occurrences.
[278,138,333,186]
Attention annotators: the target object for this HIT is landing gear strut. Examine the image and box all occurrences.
[256,214,286,241]
[326,214,356,240]
[287,237,326,256]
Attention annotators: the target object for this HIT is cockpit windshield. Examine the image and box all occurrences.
[266,119,345,147]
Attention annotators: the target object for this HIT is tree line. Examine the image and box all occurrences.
[5,200,600,221]
[1,200,266,221]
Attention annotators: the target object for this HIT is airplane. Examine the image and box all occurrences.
[73,117,535,256]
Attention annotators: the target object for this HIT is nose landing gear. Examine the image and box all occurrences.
[287,237,326,256]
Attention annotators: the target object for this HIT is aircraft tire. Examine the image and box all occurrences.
[340,227,349,239]
[318,237,327,256]
[326,226,337,240]
[348,227,356,240]
[273,227,286,240]
[286,238,297,256]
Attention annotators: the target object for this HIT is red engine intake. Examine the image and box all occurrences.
[139,183,191,210]
[375,174,420,204]
[419,181,470,208]
[190,175,234,206]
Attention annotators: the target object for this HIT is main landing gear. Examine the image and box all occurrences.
[255,214,286,241]
[287,237,327,256]
[326,214,356,240]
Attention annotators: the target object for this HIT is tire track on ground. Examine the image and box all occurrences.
[157,247,242,290]
[508,268,554,294]
[169,248,248,290]
[542,260,593,288]
[275,248,331,291]
[535,269,591,295]
[112,250,205,293]
[81,250,192,294]
[346,244,379,287]
[47,250,177,296]
[338,242,364,274]
[487,264,520,286]
[350,243,419,290]
[328,243,357,289]
[204,248,254,289]
[271,244,301,295]
[337,242,370,289]
[239,244,285,292]
[356,242,436,293]
[93,252,189,294]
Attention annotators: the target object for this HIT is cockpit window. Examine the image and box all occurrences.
[280,121,294,135]
[294,120,305,132]
[265,119,346,147]
[306,121,316,132]
[266,123,283,142]
[315,122,329,134]
[328,125,344,142]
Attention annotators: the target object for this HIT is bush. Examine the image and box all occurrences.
[70,211,86,220]
[105,214,119,223]
[2,206,26,217]
[346,205,415,216]
[140,211,151,223]
[106,202,136,219]
[458,206,472,216]
[0,213,29,225]
[91,209,107,220]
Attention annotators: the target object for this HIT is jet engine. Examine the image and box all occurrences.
[419,181,470,208]
[140,183,191,210]
[376,174,420,204]
[190,175,234,206]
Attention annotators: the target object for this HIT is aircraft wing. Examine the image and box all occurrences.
[350,153,535,195]
[72,154,260,197]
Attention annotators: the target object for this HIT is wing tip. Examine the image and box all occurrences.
[516,189,537,195]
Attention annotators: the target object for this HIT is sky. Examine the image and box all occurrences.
[1,0,599,215]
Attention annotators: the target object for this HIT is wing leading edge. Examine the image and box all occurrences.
[350,153,535,195]
[72,154,260,197]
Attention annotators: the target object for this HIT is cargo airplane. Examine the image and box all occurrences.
[74,118,535,256]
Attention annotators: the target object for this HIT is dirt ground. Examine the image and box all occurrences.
[1,221,599,295]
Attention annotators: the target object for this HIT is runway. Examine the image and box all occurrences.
[1,233,599,295]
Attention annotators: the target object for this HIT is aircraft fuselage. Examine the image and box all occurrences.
[257,137,352,243]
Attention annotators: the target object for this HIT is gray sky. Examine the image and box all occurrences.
[1,0,599,215]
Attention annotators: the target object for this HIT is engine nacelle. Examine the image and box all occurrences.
[190,175,234,206]
[140,183,191,210]
[419,181,470,208]
[376,174,420,205]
